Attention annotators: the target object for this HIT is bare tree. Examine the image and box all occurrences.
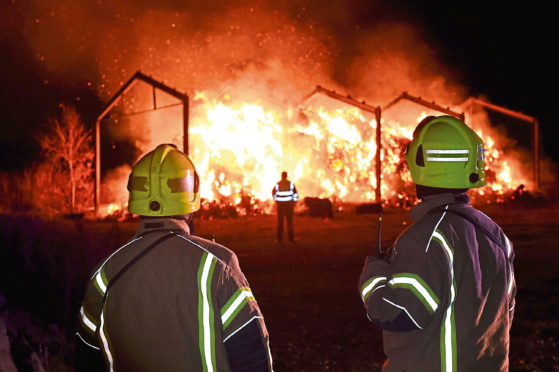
[37,104,93,214]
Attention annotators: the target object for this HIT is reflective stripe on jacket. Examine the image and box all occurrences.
[273,181,298,202]
[359,193,515,372]
[77,218,273,372]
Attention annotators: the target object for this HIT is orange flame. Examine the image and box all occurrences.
[99,89,529,216]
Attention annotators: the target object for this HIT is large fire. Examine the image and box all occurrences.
[11,2,534,217]
[100,83,530,218]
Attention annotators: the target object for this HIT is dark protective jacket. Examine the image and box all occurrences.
[76,217,273,371]
[359,193,516,372]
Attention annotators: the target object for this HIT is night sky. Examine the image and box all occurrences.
[0,1,555,172]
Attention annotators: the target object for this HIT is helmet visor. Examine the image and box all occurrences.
[166,169,200,194]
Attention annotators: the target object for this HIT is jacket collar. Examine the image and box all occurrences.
[133,217,190,238]
[409,193,470,222]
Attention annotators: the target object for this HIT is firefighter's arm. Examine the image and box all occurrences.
[75,332,105,372]
[508,268,516,327]
[504,234,516,326]
[218,258,273,372]
[75,275,106,370]
[358,243,447,332]
[223,316,271,372]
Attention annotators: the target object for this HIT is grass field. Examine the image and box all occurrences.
[1,200,558,371]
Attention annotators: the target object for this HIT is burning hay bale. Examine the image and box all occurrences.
[95,78,534,216]
[198,200,239,219]
[505,184,548,205]
[303,197,334,218]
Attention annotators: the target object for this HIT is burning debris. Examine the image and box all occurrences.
[15,2,532,218]
[96,76,532,218]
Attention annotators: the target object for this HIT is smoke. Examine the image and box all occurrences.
[16,0,527,204]
[465,102,535,190]
[12,0,465,104]
[344,22,467,106]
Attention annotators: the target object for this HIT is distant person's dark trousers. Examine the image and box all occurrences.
[276,202,295,242]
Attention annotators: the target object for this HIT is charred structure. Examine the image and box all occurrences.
[95,73,538,218]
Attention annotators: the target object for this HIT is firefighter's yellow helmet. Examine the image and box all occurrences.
[127,144,200,216]
[405,115,486,189]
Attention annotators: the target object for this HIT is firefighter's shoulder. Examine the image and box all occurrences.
[393,215,441,255]
[180,234,239,268]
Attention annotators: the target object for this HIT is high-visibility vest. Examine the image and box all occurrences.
[273,182,298,202]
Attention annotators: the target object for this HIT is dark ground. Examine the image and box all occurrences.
[1,200,559,371]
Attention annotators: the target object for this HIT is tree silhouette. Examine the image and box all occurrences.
[37,104,93,214]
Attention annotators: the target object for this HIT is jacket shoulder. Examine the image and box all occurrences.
[448,204,510,248]
[394,214,443,254]
[181,234,238,268]
[442,205,503,238]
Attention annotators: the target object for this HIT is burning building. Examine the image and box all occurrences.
[11,2,531,218]
[94,71,536,218]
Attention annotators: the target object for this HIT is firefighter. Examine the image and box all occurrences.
[75,144,273,371]
[272,171,298,243]
[358,116,516,371]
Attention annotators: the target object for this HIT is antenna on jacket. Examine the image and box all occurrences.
[377,206,383,256]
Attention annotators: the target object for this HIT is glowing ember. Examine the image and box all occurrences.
[107,203,119,214]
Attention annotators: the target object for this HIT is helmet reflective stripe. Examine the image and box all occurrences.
[426,149,469,154]
[405,115,486,189]
[426,157,469,162]
[426,149,469,162]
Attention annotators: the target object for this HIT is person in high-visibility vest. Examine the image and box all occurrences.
[358,116,516,371]
[75,144,273,371]
[272,171,298,243]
